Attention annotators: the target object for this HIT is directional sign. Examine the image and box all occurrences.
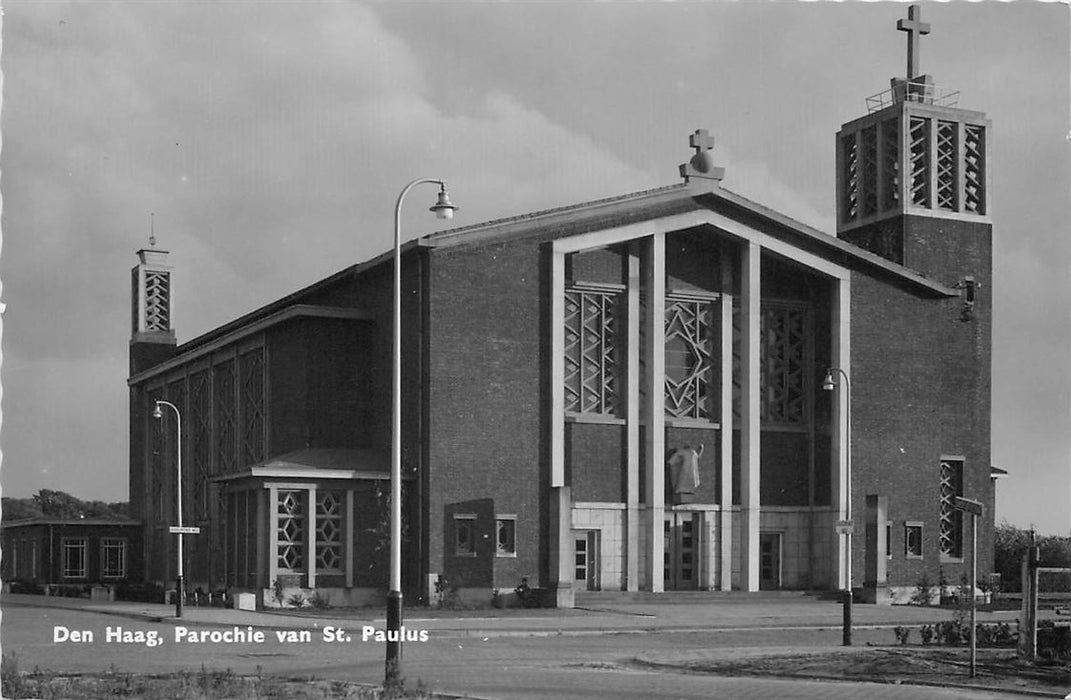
[952,497,983,516]
[835,520,854,535]
[169,526,201,534]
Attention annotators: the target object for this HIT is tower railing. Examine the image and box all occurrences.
[866,82,960,113]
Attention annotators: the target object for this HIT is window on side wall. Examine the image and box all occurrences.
[62,538,88,579]
[454,515,476,557]
[905,522,923,558]
[496,516,517,557]
[101,538,127,579]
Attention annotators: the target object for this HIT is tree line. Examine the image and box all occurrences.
[1,489,129,522]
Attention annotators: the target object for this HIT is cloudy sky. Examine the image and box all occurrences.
[1,2,1067,535]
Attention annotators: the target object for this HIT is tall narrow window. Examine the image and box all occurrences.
[315,491,343,572]
[665,296,716,421]
[759,304,810,426]
[62,538,88,579]
[496,516,517,557]
[101,538,127,579]
[454,514,476,557]
[939,459,964,558]
[277,490,306,571]
[564,286,621,415]
[905,522,923,558]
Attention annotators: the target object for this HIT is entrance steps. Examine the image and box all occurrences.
[575,589,819,606]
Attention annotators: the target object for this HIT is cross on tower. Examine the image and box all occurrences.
[897,4,931,80]
[679,129,724,185]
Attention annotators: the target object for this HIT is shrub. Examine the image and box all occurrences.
[309,590,331,610]
[910,572,935,606]
[286,592,307,609]
[893,626,911,645]
[920,624,935,645]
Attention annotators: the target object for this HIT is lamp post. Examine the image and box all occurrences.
[152,399,184,618]
[385,179,458,686]
[822,367,852,646]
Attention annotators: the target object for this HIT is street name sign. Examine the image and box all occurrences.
[169,526,201,534]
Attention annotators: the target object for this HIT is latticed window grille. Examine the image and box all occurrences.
[936,121,958,211]
[861,126,879,217]
[964,124,986,214]
[148,389,166,522]
[759,305,809,426]
[909,116,930,206]
[841,134,859,221]
[564,287,620,415]
[214,359,237,473]
[277,490,306,571]
[62,539,87,579]
[189,369,212,520]
[939,459,964,558]
[881,118,900,211]
[315,491,344,571]
[144,270,171,331]
[664,297,716,421]
[101,538,127,578]
[240,348,266,467]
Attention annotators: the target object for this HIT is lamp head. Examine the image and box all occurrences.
[821,370,836,392]
[152,402,163,419]
[429,187,458,220]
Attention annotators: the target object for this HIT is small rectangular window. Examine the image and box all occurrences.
[454,515,476,557]
[496,516,516,557]
[62,538,88,579]
[886,521,893,560]
[905,523,923,558]
[101,538,127,579]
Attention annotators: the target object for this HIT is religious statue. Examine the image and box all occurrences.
[667,444,704,504]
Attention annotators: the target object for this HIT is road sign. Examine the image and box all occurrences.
[169,526,201,534]
[952,497,983,516]
[835,520,854,535]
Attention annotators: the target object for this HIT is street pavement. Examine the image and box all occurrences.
[2,592,1064,699]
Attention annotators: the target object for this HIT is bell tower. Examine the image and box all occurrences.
[130,221,177,374]
[835,5,991,289]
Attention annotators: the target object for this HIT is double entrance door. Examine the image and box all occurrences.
[664,512,700,590]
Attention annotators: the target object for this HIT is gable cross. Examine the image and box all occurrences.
[897,4,931,80]
[679,129,724,186]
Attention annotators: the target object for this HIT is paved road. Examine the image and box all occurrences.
[0,595,1054,699]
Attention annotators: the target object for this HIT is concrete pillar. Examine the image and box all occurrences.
[644,233,666,592]
[739,242,761,592]
[718,286,734,591]
[549,486,575,607]
[863,494,890,604]
[626,245,641,591]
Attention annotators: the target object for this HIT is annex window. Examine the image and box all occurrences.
[665,295,717,422]
[759,304,810,427]
[905,522,923,558]
[315,491,344,572]
[939,459,964,559]
[62,538,88,579]
[454,515,476,557]
[564,285,621,416]
[101,538,127,579]
[496,516,517,557]
[277,490,306,571]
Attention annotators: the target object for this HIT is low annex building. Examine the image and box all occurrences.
[128,7,996,607]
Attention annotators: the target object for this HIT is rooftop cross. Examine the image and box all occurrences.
[689,129,715,155]
[897,4,931,80]
[679,129,724,186]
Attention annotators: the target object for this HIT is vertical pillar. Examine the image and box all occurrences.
[549,486,574,607]
[718,283,734,591]
[626,245,641,591]
[739,242,761,592]
[344,490,355,589]
[306,487,317,590]
[832,277,852,589]
[644,233,666,592]
[863,494,889,604]
[548,248,574,605]
[267,486,278,597]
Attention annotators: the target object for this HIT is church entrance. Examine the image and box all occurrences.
[663,512,701,590]
[759,532,782,590]
[573,531,599,591]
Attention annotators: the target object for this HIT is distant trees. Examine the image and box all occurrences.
[993,521,1071,592]
[1,489,128,522]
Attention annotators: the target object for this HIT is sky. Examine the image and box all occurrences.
[0,2,1068,535]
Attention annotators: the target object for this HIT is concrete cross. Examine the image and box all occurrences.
[897,4,931,80]
[679,129,724,185]
[689,129,715,156]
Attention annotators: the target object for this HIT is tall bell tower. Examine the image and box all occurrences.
[130,223,177,375]
[835,4,991,291]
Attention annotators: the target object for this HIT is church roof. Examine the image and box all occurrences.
[210,447,400,483]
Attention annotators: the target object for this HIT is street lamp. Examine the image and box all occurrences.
[822,367,852,646]
[152,399,184,618]
[386,179,458,686]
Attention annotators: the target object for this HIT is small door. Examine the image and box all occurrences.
[573,531,599,591]
[664,512,701,590]
[759,532,782,590]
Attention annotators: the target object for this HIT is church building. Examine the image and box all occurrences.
[128,7,996,607]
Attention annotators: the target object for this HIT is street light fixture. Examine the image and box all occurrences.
[152,399,184,619]
[386,179,458,686]
[821,367,852,646]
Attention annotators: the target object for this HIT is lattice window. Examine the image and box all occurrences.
[939,459,964,558]
[315,491,344,571]
[454,515,476,557]
[189,369,212,520]
[881,118,900,211]
[62,538,87,579]
[277,490,306,571]
[862,126,879,217]
[564,287,620,415]
[841,134,859,221]
[214,360,237,473]
[936,121,958,211]
[240,348,266,467]
[101,538,127,578]
[964,124,985,214]
[144,270,170,331]
[664,297,716,421]
[909,116,930,206]
[759,305,809,426]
